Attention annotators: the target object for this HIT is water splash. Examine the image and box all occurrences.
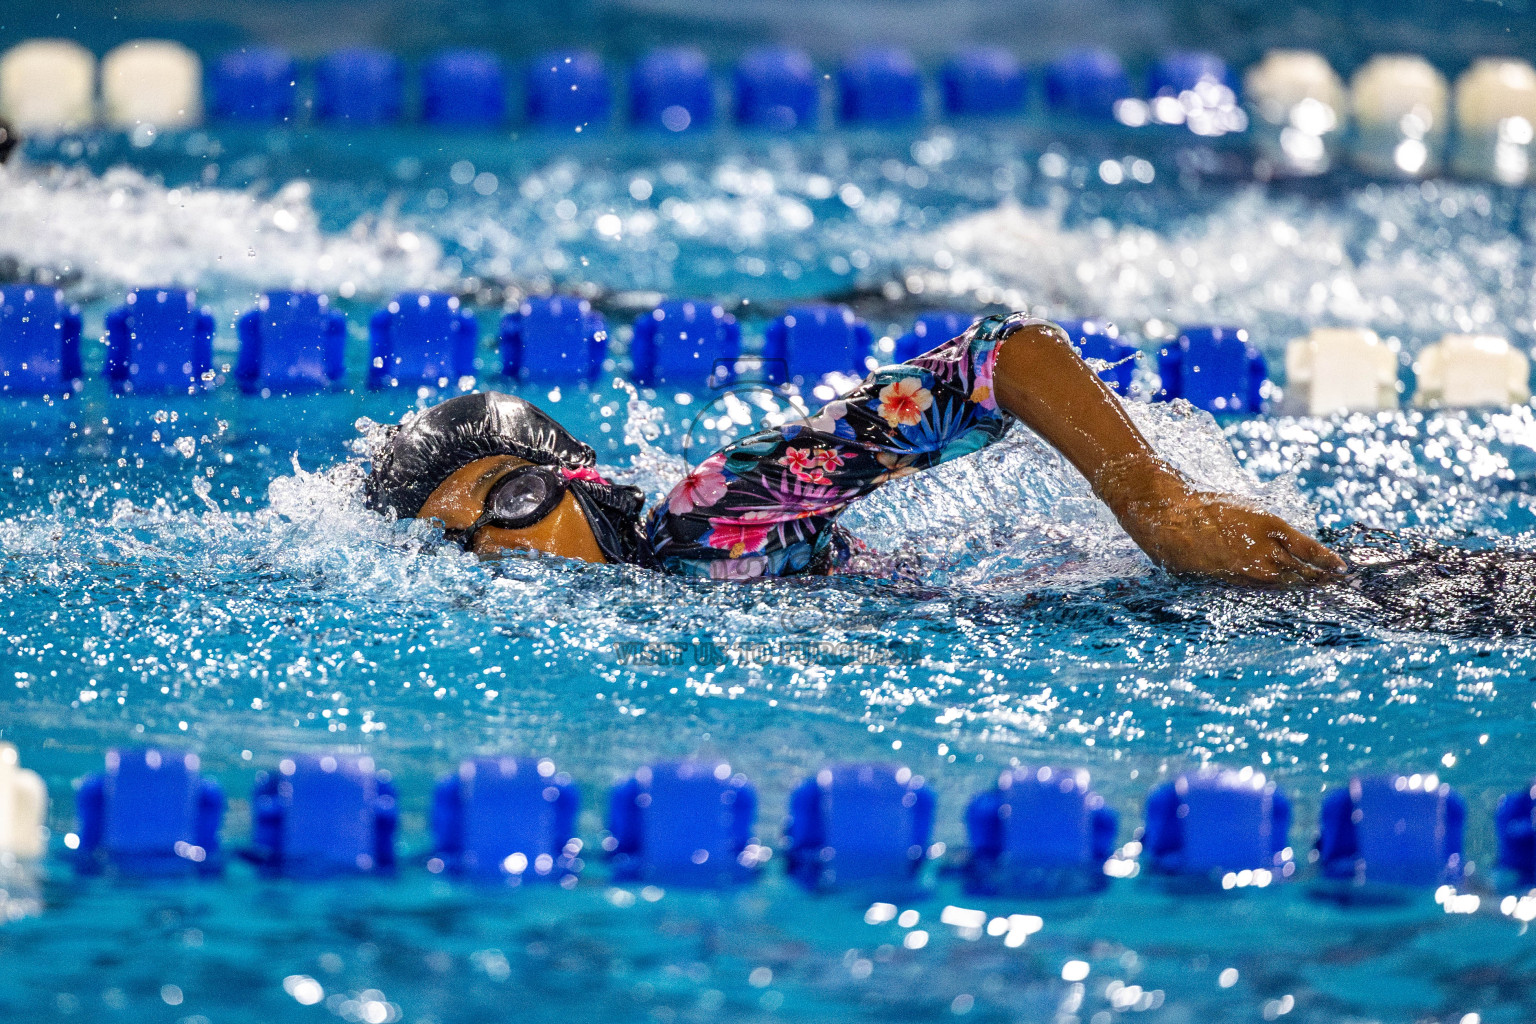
[921,180,1536,357]
[609,378,687,502]
[842,400,1316,587]
[0,164,450,299]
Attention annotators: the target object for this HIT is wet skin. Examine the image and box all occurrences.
[417,455,607,563]
[417,320,1347,586]
[993,320,1347,586]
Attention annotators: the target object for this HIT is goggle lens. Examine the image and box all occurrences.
[445,464,572,551]
[490,471,554,522]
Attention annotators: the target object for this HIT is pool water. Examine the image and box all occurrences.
[4,119,1536,1024]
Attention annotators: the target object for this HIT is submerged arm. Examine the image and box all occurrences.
[993,320,1346,585]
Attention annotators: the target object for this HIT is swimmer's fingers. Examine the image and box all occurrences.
[1269,526,1348,575]
[1218,521,1337,586]
[1216,547,1320,587]
[1264,546,1335,585]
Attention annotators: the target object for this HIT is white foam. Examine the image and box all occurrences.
[0,165,450,299]
[923,183,1524,353]
[0,39,96,132]
[101,39,202,129]
[1413,333,1531,409]
[0,742,47,860]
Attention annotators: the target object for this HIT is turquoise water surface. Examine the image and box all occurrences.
[3,116,1536,1024]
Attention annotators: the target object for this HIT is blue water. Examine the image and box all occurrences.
[5,115,1536,1024]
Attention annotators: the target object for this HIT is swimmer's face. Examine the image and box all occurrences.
[417,455,606,563]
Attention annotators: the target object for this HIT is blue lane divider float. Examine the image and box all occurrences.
[1157,325,1268,414]
[762,303,872,385]
[1147,50,1237,100]
[104,287,216,393]
[965,765,1117,896]
[315,47,404,126]
[630,299,739,388]
[893,310,978,363]
[941,46,1028,117]
[431,756,581,884]
[1497,781,1536,886]
[234,290,346,394]
[734,45,819,131]
[526,50,611,131]
[209,47,297,123]
[838,46,923,125]
[249,754,398,877]
[13,742,1526,898]
[369,292,478,388]
[499,295,607,383]
[606,761,761,886]
[76,748,225,876]
[784,763,935,891]
[0,284,82,395]
[1318,774,1466,888]
[1143,768,1292,881]
[1144,51,1243,134]
[1044,46,1131,120]
[630,46,714,133]
[1055,317,1138,395]
[422,49,506,127]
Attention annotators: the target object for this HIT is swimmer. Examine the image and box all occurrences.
[366,313,1347,586]
[0,117,16,164]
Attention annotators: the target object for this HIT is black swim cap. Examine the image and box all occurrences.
[364,391,647,564]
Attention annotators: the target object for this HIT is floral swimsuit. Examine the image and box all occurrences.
[644,312,1035,578]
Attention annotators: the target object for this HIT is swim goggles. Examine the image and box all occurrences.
[443,464,568,549]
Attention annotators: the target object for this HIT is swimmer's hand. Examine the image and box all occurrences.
[1101,459,1348,586]
[990,320,1345,585]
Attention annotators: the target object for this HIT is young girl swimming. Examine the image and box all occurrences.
[366,313,1346,586]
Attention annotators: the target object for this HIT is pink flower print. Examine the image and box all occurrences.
[704,518,772,557]
[782,448,815,474]
[970,346,998,410]
[782,448,832,484]
[667,466,730,515]
[814,449,847,472]
[877,377,933,428]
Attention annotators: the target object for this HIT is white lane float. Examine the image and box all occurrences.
[1243,49,1347,175]
[101,39,202,129]
[1283,327,1400,416]
[0,742,47,860]
[0,39,96,132]
[1413,333,1531,409]
[1453,57,1536,184]
[1350,54,1449,177]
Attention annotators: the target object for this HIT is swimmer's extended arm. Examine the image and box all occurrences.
[993,321,1347,585]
